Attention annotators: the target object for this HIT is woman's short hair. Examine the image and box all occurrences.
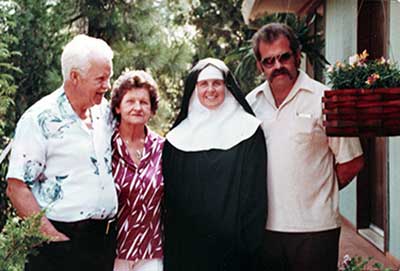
[252,23,301,61]
[111,70,159,122]
[61,34,113,82]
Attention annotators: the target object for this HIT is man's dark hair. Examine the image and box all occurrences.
[252,23,301,61]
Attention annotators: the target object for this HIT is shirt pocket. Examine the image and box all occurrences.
[291,114,316,143]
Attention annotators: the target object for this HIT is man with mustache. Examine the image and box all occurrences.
[246,23,364,271]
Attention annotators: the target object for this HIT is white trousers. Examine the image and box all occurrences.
[114,258,163,271]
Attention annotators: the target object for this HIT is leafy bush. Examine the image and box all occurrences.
[0,211,49,271]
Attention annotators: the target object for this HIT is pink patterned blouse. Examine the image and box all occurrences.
[112,127,164,262]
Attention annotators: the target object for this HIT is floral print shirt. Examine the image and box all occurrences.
[7,88,118,222]
[112,128,164,262]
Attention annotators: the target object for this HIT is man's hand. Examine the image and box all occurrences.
[40,221,70,241]
[7,178,70,241]
[336,155,364,190]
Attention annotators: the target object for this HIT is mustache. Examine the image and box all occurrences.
[271,68,291,79]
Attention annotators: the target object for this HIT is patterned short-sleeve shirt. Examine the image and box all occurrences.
[7,88,118,222]
[112,127,164,263]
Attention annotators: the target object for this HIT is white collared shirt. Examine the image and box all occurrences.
[246,70,363,232]
[7,88,118,222]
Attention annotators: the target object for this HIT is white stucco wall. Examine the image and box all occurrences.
[325,0,358,65]
[388,1,400,260]
[325,0,358,225]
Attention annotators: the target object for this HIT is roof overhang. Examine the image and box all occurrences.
[242,0,322,24]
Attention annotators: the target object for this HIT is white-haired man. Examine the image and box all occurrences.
[6,34,117,271]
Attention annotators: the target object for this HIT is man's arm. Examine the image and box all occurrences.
[6,178,69,241]
[335,155,364,190]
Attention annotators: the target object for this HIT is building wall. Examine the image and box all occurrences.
[325,0,358,225]
[325,1,400,259]
[388,1,400,260]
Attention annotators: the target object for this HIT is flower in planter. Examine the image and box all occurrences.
[366,73,380,86]
[348,55,358,66]
[349,50,368,67]
[326,50,400,90]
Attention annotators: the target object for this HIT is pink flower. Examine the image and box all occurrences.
[366,73,380,86]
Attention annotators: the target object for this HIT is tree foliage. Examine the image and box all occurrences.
[0,1,19,141]
[0,1,19,231]
[174,0,261,92]
[107,1,193,133]
[5,0,70,126]
[179,1,327,93]
[60,0,194,134]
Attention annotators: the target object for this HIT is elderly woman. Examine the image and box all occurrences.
[111,70,164,271]
[162,58,267,271]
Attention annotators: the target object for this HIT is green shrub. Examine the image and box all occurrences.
[0,211,49,271]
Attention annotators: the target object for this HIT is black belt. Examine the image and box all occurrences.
[50,218,116,236]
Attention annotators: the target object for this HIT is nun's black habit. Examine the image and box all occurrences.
[162,59,267,271]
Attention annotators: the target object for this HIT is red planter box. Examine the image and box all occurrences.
[322,88,400,136]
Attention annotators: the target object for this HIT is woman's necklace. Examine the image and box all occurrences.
[134,149,142,160]
[123,137,144,160]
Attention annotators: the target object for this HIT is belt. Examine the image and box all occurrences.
[50,218,116,236]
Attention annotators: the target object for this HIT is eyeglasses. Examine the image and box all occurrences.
[260,52,293,68]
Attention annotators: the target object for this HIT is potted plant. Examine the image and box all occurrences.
[323,50,400,136]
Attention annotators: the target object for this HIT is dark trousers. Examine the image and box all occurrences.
[258,228,341,271]
[25,219,117,271]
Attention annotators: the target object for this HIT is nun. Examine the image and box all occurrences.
[162,58,267,271]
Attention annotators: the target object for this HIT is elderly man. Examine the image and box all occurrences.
[6,34,117,271]
[246,23,364,271]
